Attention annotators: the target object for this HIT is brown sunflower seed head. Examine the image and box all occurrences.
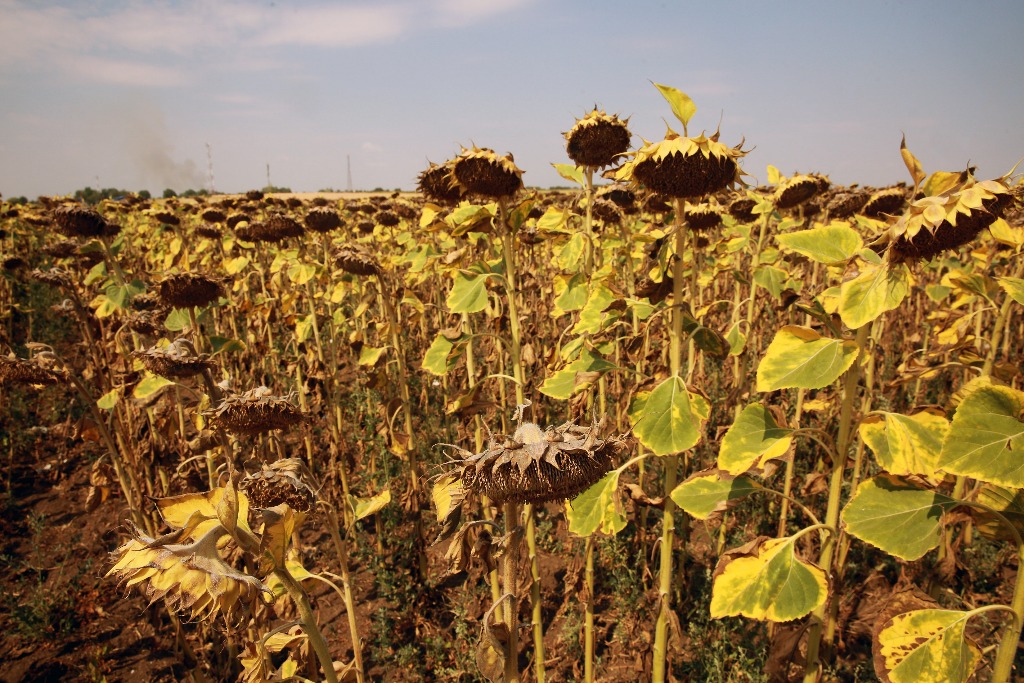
[245,189,264,201]
[152,211,180,226]
[2,256,28,273]
[134,338,216,379]
[53,204,119,238]
[457,420,626,505]
[590,197,623,225]
[226,213,250,229]
[826,191,869,219]
[206,386,305,436]
[565,109,632,169]
[194,223,222,240]
[685,202,722,232]
[158,272,225,309]
[774,174,824,210]
[335,246,383,277]
[241,458,317,512]
[861,187,907,218]
[452,147,524,200]
[261,213,305,242]
[628,130,745,199]
[0,354,67,387]
[30,267,73,289]
[377,209,401,227]
[356,219,375,234]
[596,184,637,212]
[201,208,227,223]
[727,196,758,223]
[125,309,163,336]
[304,207,342,233]
[41,239,79,259]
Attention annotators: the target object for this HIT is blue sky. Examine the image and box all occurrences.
[2,0,1022,198]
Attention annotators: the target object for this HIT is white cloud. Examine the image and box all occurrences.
[361,141,382,152]
[57,54,189,87]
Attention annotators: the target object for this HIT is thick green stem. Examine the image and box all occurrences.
[274,564,339,683]
[802,324,870,682]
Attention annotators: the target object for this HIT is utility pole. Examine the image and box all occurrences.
[346,155,353,192]
[206,143,216,194]
[266,163,271,190]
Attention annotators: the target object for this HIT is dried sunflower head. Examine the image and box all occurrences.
[29,267,73,289]
[206,386,305,436]
[134,338,216,379]
[201,208,227,223]
[826,191,869,219]
[194,223,222,240]
[377,209,401,227]
[596,184,637,213]
[262,214,305,242]
[53,204,119,238]
[241,458,317,512]
[304,207,342,234]
[590,197,623,225]
[565,108,632,169]
[152,211,180,226]
[887,173,1012,263]
[158,272,225,309]
[335,246,383,277]
[774,174,825,210]
[624,129,745,199]
[454,419,627,505]
[0,353,67,387]
[125,309,163,336]
[41,239,79,259]
[452,147,524,200]
[861,187,907,218]
[727,196,758,223]
[108,523,270,621]
[685,202,722,232]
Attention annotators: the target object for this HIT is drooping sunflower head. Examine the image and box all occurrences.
[452,147,524,200]
[241,458,317,512]
[685,202,723,232]
[418,161,465,206]
[886,173,1013,263]
[624,129,745,199]
[304,207,342,234]
[205,386,305,436]
[158,272,225,309]
[261,214,305,242]
[565,108,632,169]
[335,245,384,277]
[861,187,907,219]
[108,523,270,621]
[134,338,216,380]
[596,183,638,213]
[53,204,120,239]
[825,191,869,219]
[0,353,67,387]
[774,174,826,210]
[455,420,627,505]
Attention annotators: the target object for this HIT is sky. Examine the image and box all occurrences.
[1,0,1023,198]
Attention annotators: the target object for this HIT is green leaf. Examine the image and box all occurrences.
[938,384,1024,487]
[208,336,246,355]
[551,163,585,186]
[422,332,457,376]
[96,387,121,410]
[875,609,980,683]
[776,222,863,264]
[997,276,1024,306]
[536,206,569,233]
[134,373,175,400]
[288,262,317,286]
[859,411,948,478]
[725,322,747,356]
[652,82,697,129]
[670,470,758,519]
[710,535,828,622]
[294,314,314,343]
[446,272,489,314]
[838,263,910,330]
[538,368,578,400]
[552,272,588,314]
[718,404,794,475]
[557,233,586,272]
[841,474,956,561]
[571,284,618,335]
[566,470,625,537]
[630,376,710,456]
[347,488,391,522]
[752,265,787,299]
[358,345,387,367]
[164,307,191,332]
[755,326,859,392]
[224,255,250,275]
[678,308,730,359]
